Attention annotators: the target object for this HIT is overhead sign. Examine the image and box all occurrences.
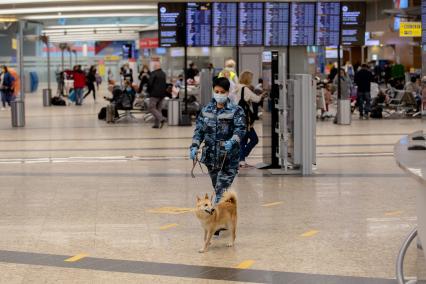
[158,3,186,47]
[341,2,366,46]
[400,22,422,37]
[140,37,159,48]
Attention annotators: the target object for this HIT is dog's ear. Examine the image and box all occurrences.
[204,193,209,200]
[210,194,213,202]
[196,195,201,201]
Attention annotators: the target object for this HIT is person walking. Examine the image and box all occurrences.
[147,61,167,128]
[354,64,374,119]
[333,68,352,123]
[138,64,150,94]
[234,71,265,167]
[72,65,86,106]
[0,66,15,110]
[190,77,246,204]
[83,66,97,101]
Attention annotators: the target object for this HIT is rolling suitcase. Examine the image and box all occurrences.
[106,104,115,123]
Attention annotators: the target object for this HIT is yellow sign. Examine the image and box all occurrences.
[11,39,17,50]
[400,22,422,37]
[104,55,121,61]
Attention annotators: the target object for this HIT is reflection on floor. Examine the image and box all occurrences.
[0,93,422,283]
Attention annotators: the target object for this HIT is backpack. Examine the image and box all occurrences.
[51,96,66,106]
[238,87,256,129]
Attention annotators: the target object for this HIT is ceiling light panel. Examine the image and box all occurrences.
[0,5,156,15]
[24,13,156,20]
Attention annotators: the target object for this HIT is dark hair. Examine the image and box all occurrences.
[411,77,417,83]
[361,64,368,68]
[213,77,230,91]
[2,66,7,73]
[258,78,263,83]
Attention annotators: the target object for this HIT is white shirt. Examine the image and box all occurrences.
[232,84,262,106]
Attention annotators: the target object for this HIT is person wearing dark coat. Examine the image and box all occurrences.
[354,64,374,119]
[84,66,97,101]
[147,61,167,128]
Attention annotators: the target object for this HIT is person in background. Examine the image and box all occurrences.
[186,62,199,81]
[138,64,150,94]
[333,68,352,100]
[254,78,263,94]
[333,68,352,123]
[354,64,374,119]
[190,77,246,204]
[219,59,239,86]
[328,62,338,82]
[0,66,15,110]
[107,69,115,85]
[121,63,133,84]
[404,76,420,94]
[344,61,355,81]
[147,61,167,129]
[235,71,266,167]
[72,65,86,106]
[83,66,97,101]
[174,74,184,89]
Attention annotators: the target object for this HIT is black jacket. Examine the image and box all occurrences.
[147,69,167,98]
[354,69,373,92]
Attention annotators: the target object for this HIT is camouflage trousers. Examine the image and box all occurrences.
[207,166,238,204]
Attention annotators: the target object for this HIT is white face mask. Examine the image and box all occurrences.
[213,92,227,104]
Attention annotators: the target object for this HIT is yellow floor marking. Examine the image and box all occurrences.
[148,207,195,215]
[64,253,88,262]
[301,230,319,237]
[385,210,403,216]
[159,223,179,230]
[261,201,283,207]
[235,260,255,269]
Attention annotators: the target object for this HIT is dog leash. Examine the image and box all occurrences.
[191,149,205,178]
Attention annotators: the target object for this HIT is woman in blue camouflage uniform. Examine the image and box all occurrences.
[190,77,246,204]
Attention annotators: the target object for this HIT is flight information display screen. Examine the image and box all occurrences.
[158,3,186,47]
[186,3,211,47]
[316,2,340,46]
[212,2,237,46]
[264,2,290,46]
[341,2,366,46]
[290,2,316,46]
[238,2,263,46]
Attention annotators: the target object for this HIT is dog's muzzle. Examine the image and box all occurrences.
[204,208,214,215]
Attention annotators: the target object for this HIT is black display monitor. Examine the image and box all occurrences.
[316,2,340,46]
[290,2,316,46]
[186,3,212,47]
[158,3,186,47]
[264,2,290,47]
[341,2,366,46]
[212,2,237,47]
[238,2,264,46]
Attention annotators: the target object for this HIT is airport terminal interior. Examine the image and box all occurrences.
[0,0,426,283]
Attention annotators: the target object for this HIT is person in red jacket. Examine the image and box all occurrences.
[72,65,86,105]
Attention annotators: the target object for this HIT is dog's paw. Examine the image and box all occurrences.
[198,248,206,253]
[226,243,234,247]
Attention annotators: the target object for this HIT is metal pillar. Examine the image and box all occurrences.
[42,35,52,106]
[179,45,191,126]
[12,20,26,127]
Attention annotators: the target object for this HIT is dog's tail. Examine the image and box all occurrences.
[220,191,237,205]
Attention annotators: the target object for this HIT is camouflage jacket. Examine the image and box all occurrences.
[191,98,246,170]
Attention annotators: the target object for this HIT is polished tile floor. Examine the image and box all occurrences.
[0,92,423,283]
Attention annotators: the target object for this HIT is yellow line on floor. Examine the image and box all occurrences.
[385,210,403,216]
[159,223,179,230]
[235,260,255,269]
[64,253,88,262]
[261,201,283,207]
[301,230,319,238]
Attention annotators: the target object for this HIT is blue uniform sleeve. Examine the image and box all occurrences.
[191,110,205,148]
[231,106,246,143]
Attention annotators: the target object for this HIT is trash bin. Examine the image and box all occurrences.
[337,99,351,125]
[168,99,181,126]
[11,100,25,127]
[43,89,52,107]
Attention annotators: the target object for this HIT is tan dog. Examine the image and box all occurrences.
[195,192,237,253]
